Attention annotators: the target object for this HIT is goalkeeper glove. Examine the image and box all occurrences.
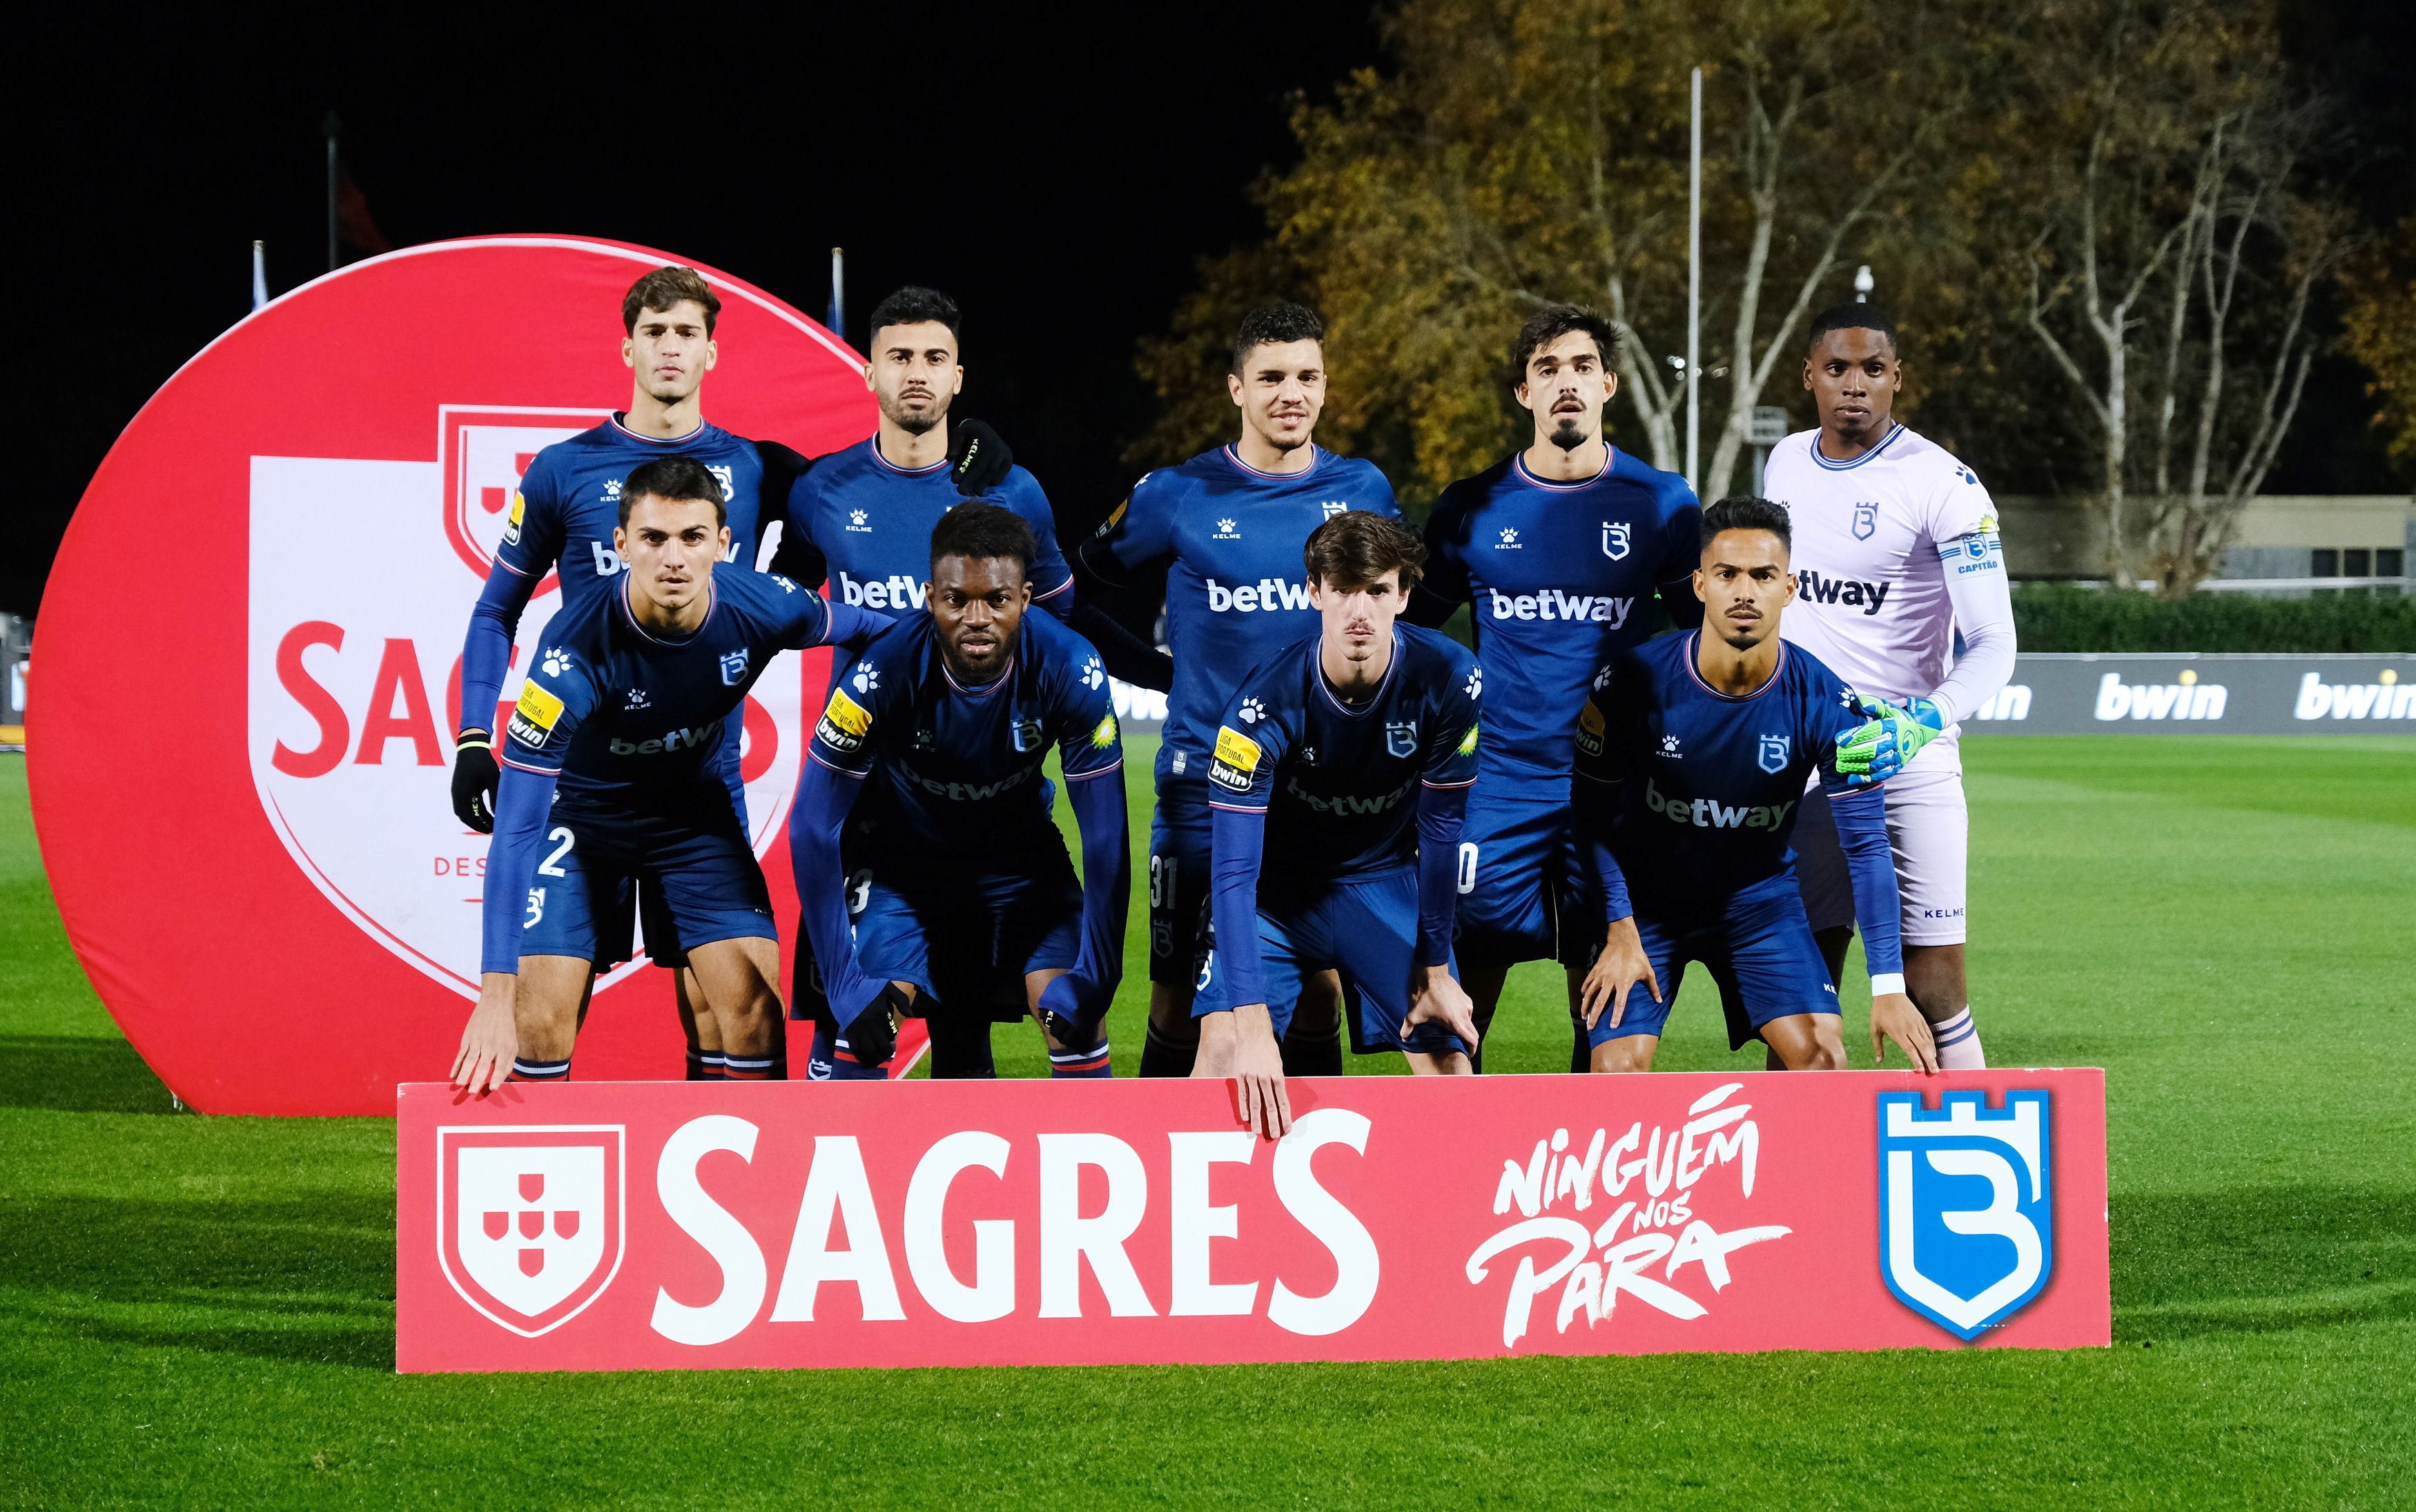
[451,735,498,832]
[948,418,1013,497]
[1833,696,1942,786]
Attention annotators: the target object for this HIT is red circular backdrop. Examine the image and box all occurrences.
[33,236,874,1114]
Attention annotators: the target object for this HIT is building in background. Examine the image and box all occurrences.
[1996,496,2412,593]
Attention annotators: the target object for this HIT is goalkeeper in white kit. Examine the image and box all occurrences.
[1765,304,2016,1069]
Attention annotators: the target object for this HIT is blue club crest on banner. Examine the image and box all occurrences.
[1757,733,1789,773]
[718,649,749,686]
[1878,1090,2054,1340]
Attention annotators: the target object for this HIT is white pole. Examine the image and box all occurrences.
[828,247,846,338]
[1686,66,1702,495]
[251,240,268,311]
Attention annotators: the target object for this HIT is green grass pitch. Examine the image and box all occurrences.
[1,738,2410,1508]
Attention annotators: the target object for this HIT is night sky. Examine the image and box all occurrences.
[21,2,2406,618]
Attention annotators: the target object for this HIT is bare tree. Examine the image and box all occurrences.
[2018,1,2347,592]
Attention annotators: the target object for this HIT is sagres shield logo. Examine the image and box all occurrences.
[438,1125,624,1337]
[1878,1090,2054,1340]
[249,406,806,999]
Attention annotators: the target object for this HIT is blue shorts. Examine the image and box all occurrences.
[519,796,774,966]
[852,850,1081,1022]
[1194,867,1467,1058]
[1585,877,1839,1052]
[1454,786,1600,971]
[1147,778,1214,986]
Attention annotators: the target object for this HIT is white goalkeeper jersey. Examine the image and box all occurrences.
[1767,423,2003,709]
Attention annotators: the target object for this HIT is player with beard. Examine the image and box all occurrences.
[774,286,1075,1073]
[1570,495,1938,1076]
[1414,306,1700,1070]
[790,505,1127,1081]
[1766,304,2016,1070]
[450,458,884,1091]
[1075,302,1401,1081]
[449,266,1011,1079]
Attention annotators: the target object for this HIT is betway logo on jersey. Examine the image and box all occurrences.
[836,572,926,611]
[1643,778,1795,830]
[248,423,805,1002]
[2092,671,2227,722]
[1283,774,1414,818]
[608,725,718,756]
[1488,591,1635,625]
[897,758,1036,803]
[1205,577,1313,613]
[1794,571,1891,616]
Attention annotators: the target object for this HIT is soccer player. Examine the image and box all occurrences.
[1416,306,1701,1070]
[449,458,882,1092]
[1570,496,1938,1075]
[1075,302,1401,1081]
[448,266,1011,1079]
[1191,511,1483,1139]
[1766,304,2016,1070]
[790,504,1128,1080]
[773,286,1075,1068]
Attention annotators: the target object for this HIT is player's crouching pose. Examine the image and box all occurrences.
[1193,512,1484,1138]
[791,504,1129,1080]
[1570,497,1938,1075]
[451,459,882,1092]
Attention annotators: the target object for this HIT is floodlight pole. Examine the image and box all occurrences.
[1686,67,1702,495]
[828,247,845,340]
[251,240,268,311]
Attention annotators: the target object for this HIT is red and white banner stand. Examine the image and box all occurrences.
[32,236,877,1114]
[397,1070,2109,1373]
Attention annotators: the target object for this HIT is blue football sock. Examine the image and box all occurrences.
[509,1055,572,1082]
[1049,1037,1113,1079]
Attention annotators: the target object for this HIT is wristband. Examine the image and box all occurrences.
[456,733,492,751]
[1868,972,1907,996]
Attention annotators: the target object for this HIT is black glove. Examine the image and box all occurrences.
[948,418,1013,496]
[841,982,906,1068]
[451,736,498,833]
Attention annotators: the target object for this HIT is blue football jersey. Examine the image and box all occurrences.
[1206,625,1481,882]
[1424,444,1699,782]
[1572,631,1869,911]
[499,564,842,807]
[494,417,779,617]
[777,438,1073,626]
[808,609,1121,863]
[1081,445,1399,782]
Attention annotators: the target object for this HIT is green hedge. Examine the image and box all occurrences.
[2011,582,2416,652]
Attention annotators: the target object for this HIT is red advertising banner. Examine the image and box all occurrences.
[32,236,878,1114]
[397,1069,2109,1373]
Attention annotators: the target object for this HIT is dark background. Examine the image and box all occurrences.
[19,2,2408,616]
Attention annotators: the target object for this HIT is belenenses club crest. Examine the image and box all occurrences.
[1878,1090,2054,1340]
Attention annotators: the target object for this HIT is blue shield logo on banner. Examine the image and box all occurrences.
[1878,1090,2054,1340]
[1757,734,1789,774]
[1852,502,1879,540]
[1385,720,1418,758]
[718,649,749,687]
